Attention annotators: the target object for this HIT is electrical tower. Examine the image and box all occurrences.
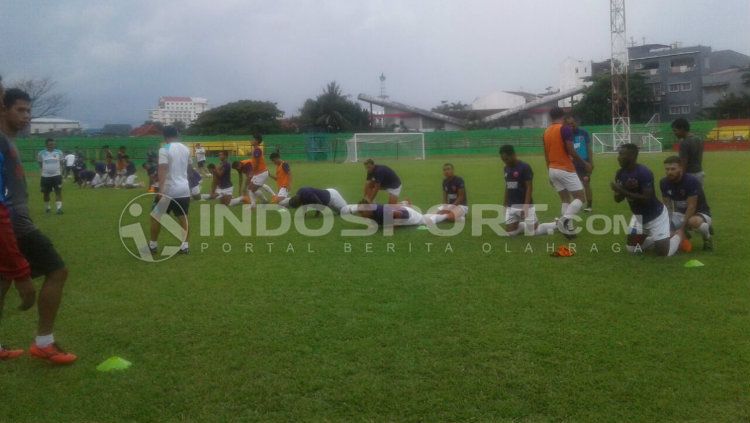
[610,0,630,145]
[379,73,388,99]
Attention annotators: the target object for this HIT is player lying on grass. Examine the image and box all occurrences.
[199,151,233,205]
[349,201,425,227]
[497,145,557,236]
[279,187,348,214]
[0,87,76,363]
[611,143,682,257]
[269,151,291,201]
[660,155,714,251]
[423,163,468,225]
[363,159,402,204]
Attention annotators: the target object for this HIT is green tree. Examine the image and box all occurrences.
[299,81,370,132]
[172,120,187,132]
[432,101,469,114]
[187,100,284,135]
[708,93,750,119]
[572,73,655,124]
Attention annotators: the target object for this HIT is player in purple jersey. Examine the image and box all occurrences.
[363,159,402,204]
[497,145,556,236]
[423,163,468,225]
[200,151,233,205]
[660,156,713,251]
[611,144,681,256]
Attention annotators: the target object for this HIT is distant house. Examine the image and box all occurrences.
[30,117,82,135]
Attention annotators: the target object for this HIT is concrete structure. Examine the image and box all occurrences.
[30,117,82,135]
[471,91,527,110]
[149,96,209,125]
[358,94,464,132]
[558,57,592,107]
[480,86,587,126]
[592,43,750,120]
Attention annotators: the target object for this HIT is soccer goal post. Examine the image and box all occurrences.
[592,133,663,154]
[345,133,426,162]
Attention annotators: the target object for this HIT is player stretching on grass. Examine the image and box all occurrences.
[498,145,557,236]
[611,144,681,257]
[280,187,349,214]
[1,87,76,363]
[423,163,468,225]
[37,138,64,214]
[363,159,402,204]
[352,201,425,227]
[269,151,292,201]
[660,156,714,251]
[201,151,233,205]
[543,107,589,237]
[244,133,276,207]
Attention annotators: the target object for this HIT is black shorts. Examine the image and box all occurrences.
[153,196,190,217]
[17,230,66,279]
[40,175,63,194]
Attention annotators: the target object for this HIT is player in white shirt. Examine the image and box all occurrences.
[63,151,76,179]
[194,143,209,177]
[149,126,192,255]
[37,138,64,214]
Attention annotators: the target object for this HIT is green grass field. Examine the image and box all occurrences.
[2,151,749,422]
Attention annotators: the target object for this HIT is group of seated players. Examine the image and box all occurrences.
[183,132,712,257]
[69,145,143,189]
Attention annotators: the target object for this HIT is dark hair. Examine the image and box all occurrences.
[45,138,55,145]
[364,158,375,165]
[253,133,263,142]
[288,196,301,209]
[270,152,280,160]
[442,162,453,169]
[231,160,241,170]
[671,118,690,132]
[619,143,639,157]
[663,155,681,165]
[499,145,515,156]
[163,125,179,139]
[549,106,565,120]
[3,88,31,109]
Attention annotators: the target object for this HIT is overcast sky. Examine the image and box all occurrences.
[1,0,748,128]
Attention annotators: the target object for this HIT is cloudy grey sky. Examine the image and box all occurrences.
[1,0,748,128]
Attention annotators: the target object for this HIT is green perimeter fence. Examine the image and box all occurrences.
[15,121,717,170]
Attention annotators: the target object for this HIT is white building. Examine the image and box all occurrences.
[558,57,592,107]
[30,117,82,135]
[149,96,209,125]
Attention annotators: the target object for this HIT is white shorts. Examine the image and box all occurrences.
[250,170,269,187]
[629,206,670,241]
[125,175,137,186]
[215,186,234,198]
[326,188,347,213]
[548,168,583,192]
[437,204,469,216]
[190,185,201,197]
[385,185,402,197]
[91,174,103,186]
[277,187,289,198]
[671,211,712,228]
[504,206,538,225]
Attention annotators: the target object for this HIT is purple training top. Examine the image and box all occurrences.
[615,164,664,223]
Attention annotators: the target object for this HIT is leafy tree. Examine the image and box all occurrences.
[172,120,187,132]
[432,101,469,114]
[299,81,370,132]
[572,73,655,124]
[707,93,750,119]
[12,77,69,118]
[187,100,284,135]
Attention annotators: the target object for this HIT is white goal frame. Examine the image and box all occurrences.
[592,132,663,154]
[346,133,426,162]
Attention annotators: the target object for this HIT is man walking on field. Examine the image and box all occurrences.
[543,107,590,237]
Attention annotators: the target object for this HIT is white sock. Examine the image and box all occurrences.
[35,334,54,348]
[560,203,569,216]
[56,201,62,210]
[149,240,158,249]
[180,242,189,250]
[429,214,449,224]
[564,199,583,218]
[262,184,276,197]
[668,234,681,257]
[228,197,243,206]
[534,222,557,236]
[698,222,711,239]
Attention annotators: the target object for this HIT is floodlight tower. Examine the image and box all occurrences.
[610,0,630,145]
[379,73,388,99]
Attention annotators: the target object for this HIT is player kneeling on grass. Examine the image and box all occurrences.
[122,156,142,188]
[423,163,468,225]
[269,151,291,201]
[498,145,556,236]
[77,169,96,188]
[660,156,713,251]
[611,144,682,256]
[363,159,402,204]
[351,200,424,227]
[200,151,233,205]
[279,187,348,214]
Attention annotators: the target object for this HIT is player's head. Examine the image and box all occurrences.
[2,88,32,133]
[442,163,454,178]
[564,115,578,129]
[617,143,639,168]
[499,144,517,166]
[252,133,263,144]
[163,125,179,140]
[663,155,683,182]
[231,160,241,171]
[118,145,126,152]
[364,158,375,173]
[270,151,281,164]
[671,118,690,138]
[195,142,201,148]
[123,154,130,162]
[218,150,227,161]
[549,106,565,121]
[45,138,56,150]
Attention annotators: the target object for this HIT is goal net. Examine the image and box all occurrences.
[345,133,425,162]
[592,133,663,154]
